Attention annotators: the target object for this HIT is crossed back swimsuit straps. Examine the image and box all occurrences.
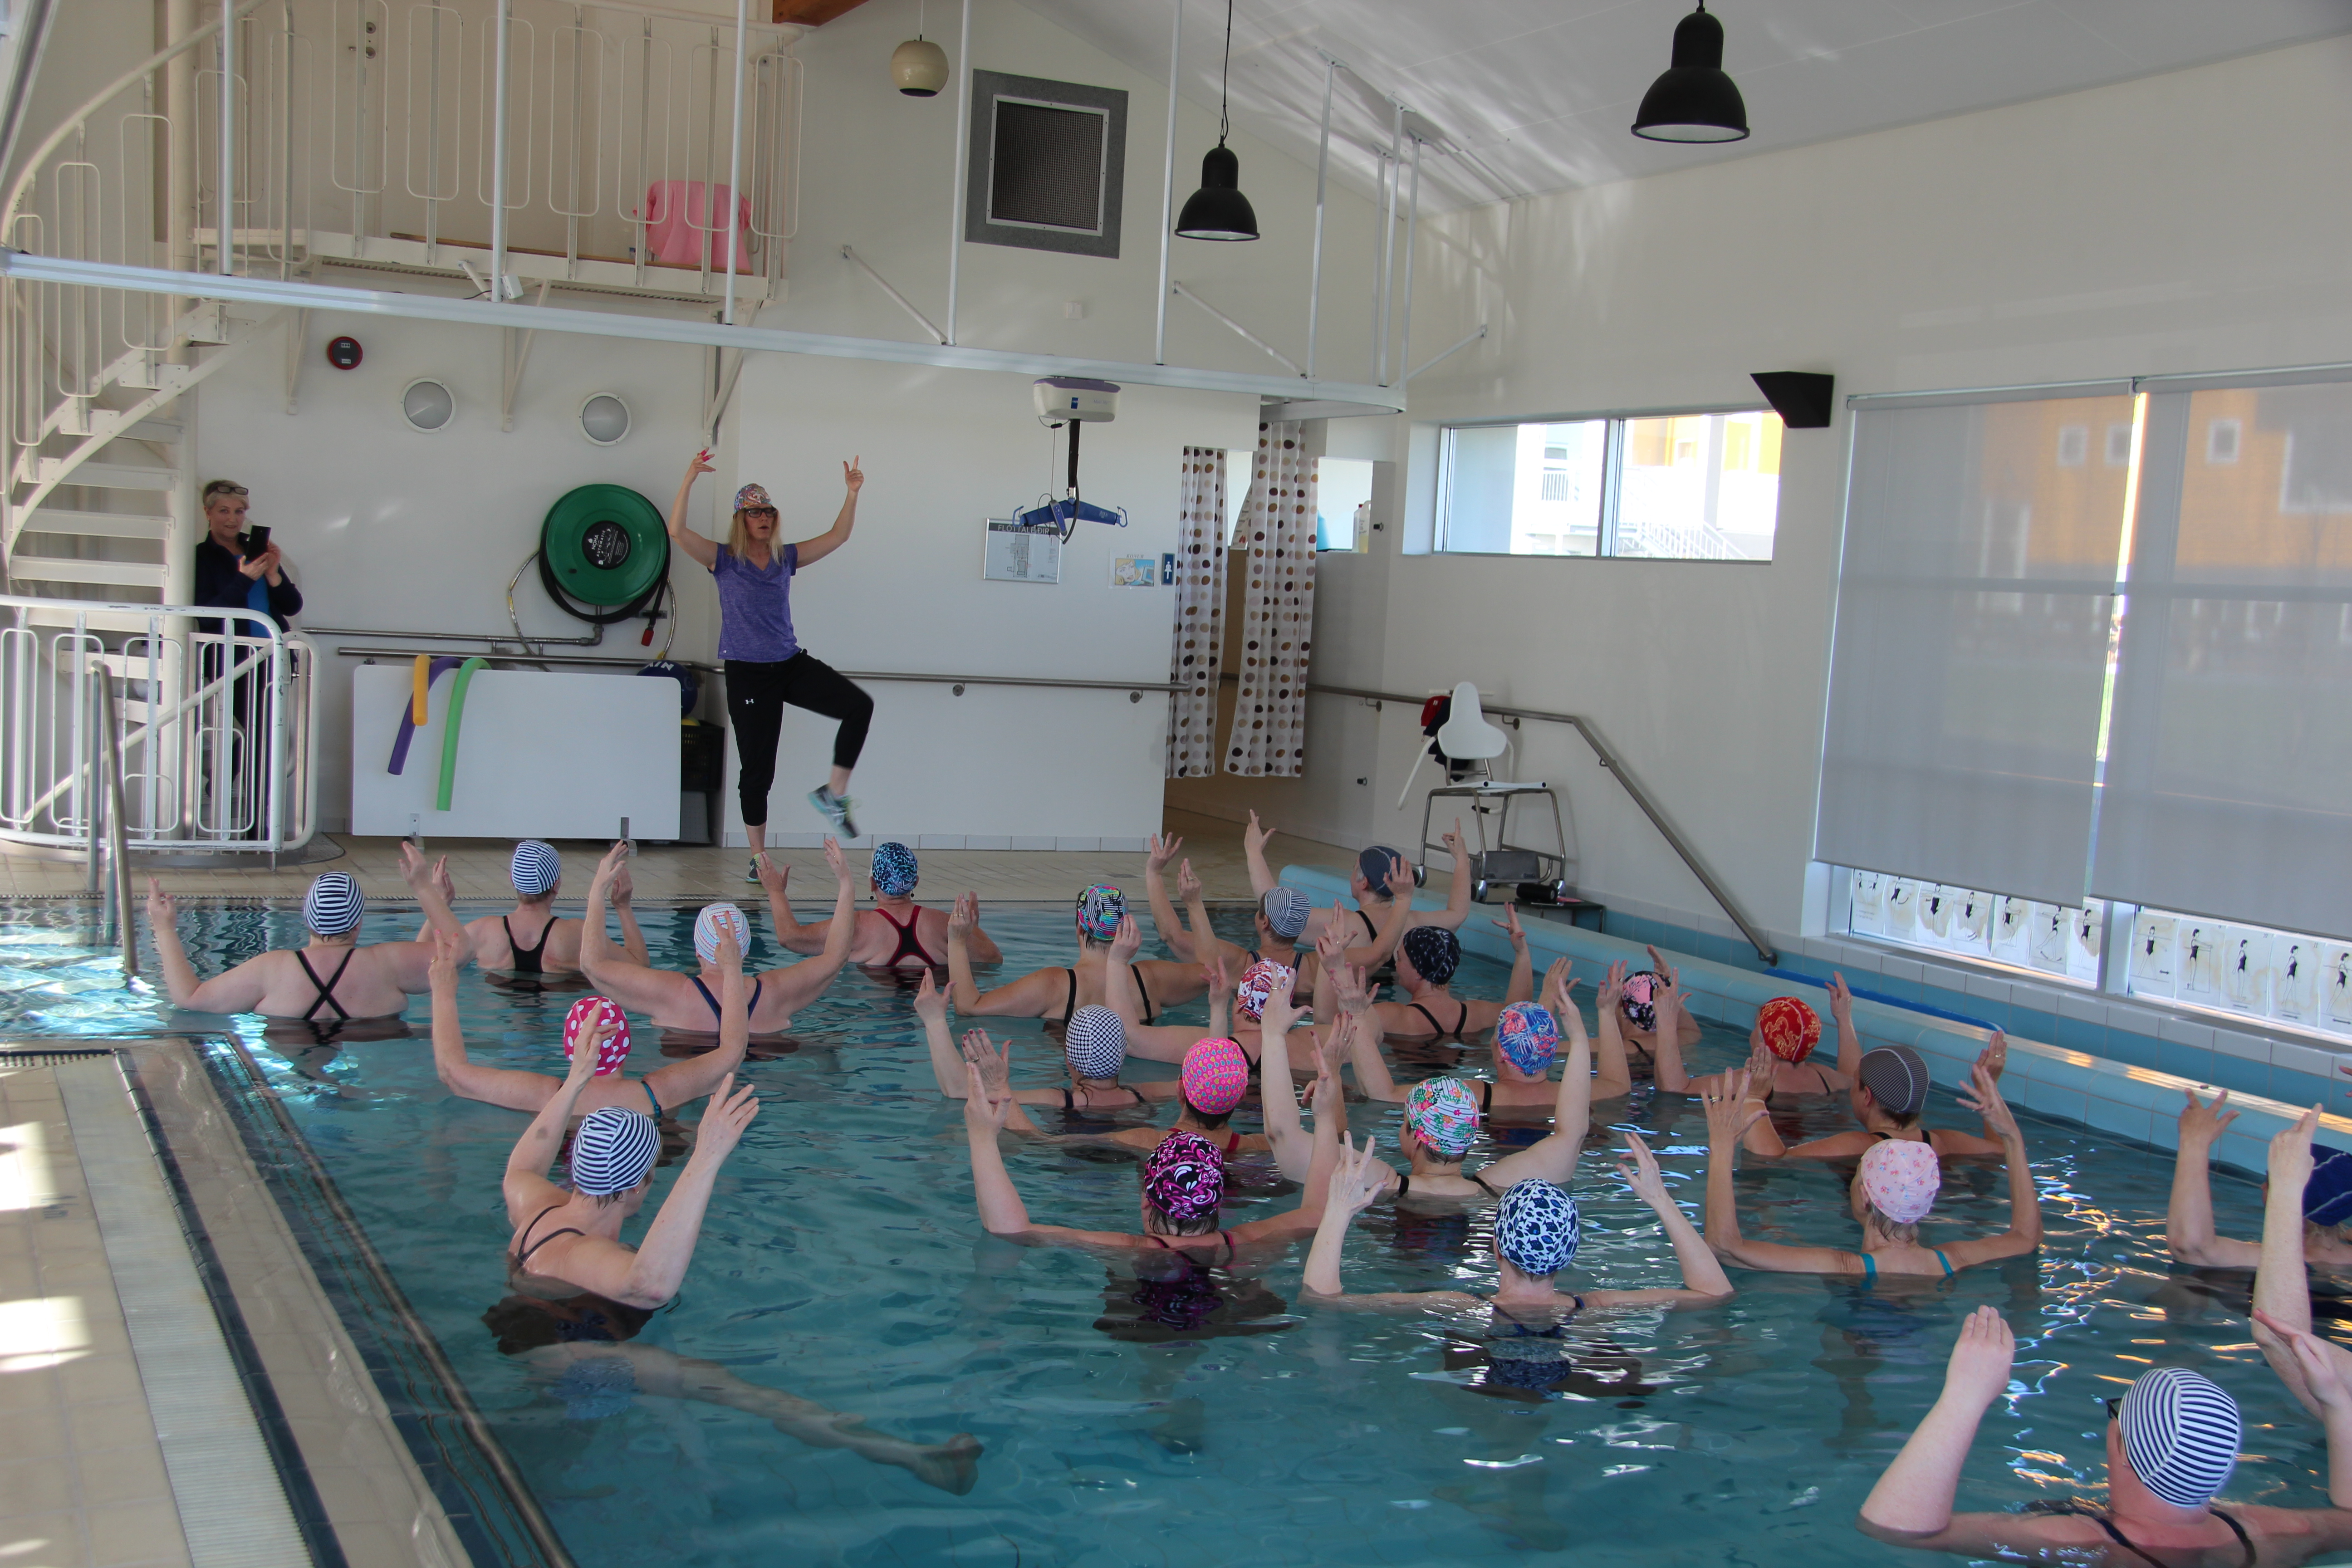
[501,914,557,975]
[875,905,944,966]
[293,948,358,1021]
[1147,1230,1237,1264]
[1060,965,1156,1024]
[689,975,764,1022]
[2020,1500,2254,1568]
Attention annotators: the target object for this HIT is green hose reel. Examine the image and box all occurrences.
[539,483,669,624]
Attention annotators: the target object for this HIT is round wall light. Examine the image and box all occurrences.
[579,392,632,446]
[401,378,456,433]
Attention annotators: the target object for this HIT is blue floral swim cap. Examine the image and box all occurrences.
[870,842,918,897]
[1495,1179,1582,1277]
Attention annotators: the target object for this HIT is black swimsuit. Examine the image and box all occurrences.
[294,948,357,1021]
[1062,1085,1147,1111]
[876,906,942,967]
[1147,1230,1237,1264]
[1410,1000,1471,1041]
[1060,965,1156,1024]
[502,915,556,976]
[690,975,763,1023]
[508,1204,587,1292]
[2021,1499,2254,1568]
[1396,1170,1502,1201]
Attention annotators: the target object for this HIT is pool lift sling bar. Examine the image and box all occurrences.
[390,485,670,809]
[1018,377,1129,537]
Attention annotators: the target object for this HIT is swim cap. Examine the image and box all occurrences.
[2118,1367,2241,1508]
[1404,1078,1481,1158]
[510,840,560,897]
[1260,887,1312,941]
[2306,1147,2352,1227]
[1495,1003,1560,1076]
[1858,1044,1931,1117]
[1495,1179,1582,1276]
[1075,885,1126,942]
[569,1106,660,1196]
[733,482,773,511]
[1235,960,1293,1023]
[693,902,749,966]
[562,996,633,1075]
[1142,1131,1225,1222]
[1857,1139,1940,1225]
[1401,926,1461,986]
[1620,970,1660,1033]
[869,841,918,897]
[1064,1005,1127,1080]
[1358,845,1404,895]
[1756,996,1823,1063]
[1180,1038,1251,1116]
[303,873,364,936]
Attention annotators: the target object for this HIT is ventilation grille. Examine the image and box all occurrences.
[990,100,1106,234]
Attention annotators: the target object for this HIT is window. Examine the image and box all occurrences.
[1435,409,1780,560]
[1315,457,1374,552]
[1844,869,2104,987]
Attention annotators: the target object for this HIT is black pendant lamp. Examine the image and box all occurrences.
[1175,0,1259,241]
[1631,2,1750,144]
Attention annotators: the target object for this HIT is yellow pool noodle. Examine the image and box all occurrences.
[411,654,431,725]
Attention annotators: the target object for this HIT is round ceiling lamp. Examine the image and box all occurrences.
[892,1,949,96]
[1174,0,1258,241]
[1631,2,1750,144]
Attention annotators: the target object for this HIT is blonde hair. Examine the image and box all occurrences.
[1863,1201,1919,1246]
[726,508,755,559]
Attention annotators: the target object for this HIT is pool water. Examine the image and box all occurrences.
[4,900,2347,1567]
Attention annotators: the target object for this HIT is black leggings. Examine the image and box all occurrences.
[725,654,873,827]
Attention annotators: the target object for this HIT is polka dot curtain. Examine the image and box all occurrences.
[1165,446,1229,778]
[1227,420,1318,777]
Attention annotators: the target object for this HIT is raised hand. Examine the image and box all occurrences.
[1203,951,1233,1000]
[1110,912,1143,964]
[398,838,431,886]
[843,456,864,495]
[1744,1037,1777,1082]
[2268,1104,2321,1196]
[1617,1131,1670,1205]
[1956,1063,2019,1142]
[565,1017,609,1084]
[960,1029,1014,1108]
[1259,967,1300,1041]
[1147,833,1182,873]
[1315,914,1351,975]
[1540,956,1573,1018]
[2177,1087,2239,1147]
[1494,903,1528,953]
[1441,822,1466,872]
[1328,1133,1390,1217]
[2254,1308,2352,1414]
[684,449,716,480]
[961,1060,1011,1131]
[428,925,466,987]
[1386,852,1410,898]
[1597,958,1626,1016]
[1940,1305,2016,1411]
[1331,960,1372,1017]
[948,892,976,940]
[1176,859,1204,902]
[1243,809,1272,858]
[145,875,176,924]
[757,854,788,895]
[1701,1069,1765,1145]
[593,839,629,888]
[432,857,457,905]
[822,836,848,882]
[610,858,636,907]
[1828,971,1854,1027]
[912,968,947,1024]
[1976,1030,2008,1082]
[714,927,742,976]
[694,1076,761,1161]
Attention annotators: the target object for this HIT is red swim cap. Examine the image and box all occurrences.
[1756,996,1822,1063]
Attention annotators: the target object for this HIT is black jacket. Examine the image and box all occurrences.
[192,536,302,635]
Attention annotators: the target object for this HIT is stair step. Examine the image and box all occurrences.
[118,419,182,443]
[19,509,172,540]
[46,461,176,491]
[5,555,168,588]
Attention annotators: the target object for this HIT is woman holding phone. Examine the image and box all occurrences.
[667,451,874,881]
[193,478,301,634]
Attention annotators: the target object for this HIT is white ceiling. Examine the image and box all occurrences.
[1014,0,2352,211]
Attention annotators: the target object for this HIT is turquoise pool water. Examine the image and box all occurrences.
[2,901,2346,1566]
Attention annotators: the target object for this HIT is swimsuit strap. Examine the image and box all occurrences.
[1145,1234,1169,1249]
[512,1205,585,1266]
[1861,1251,1876,1282]
[876,905,940,967]
[1470,1171,1501,1199]
[1395,1171,1411,1199]
[1934,1248,1954,1278]
[691,975,720,1017]
[2030,1500,2245,1568]
[692,974,762,1022]
[1355,907,1379,943]
[1455,1001,1471,1038]
[1061,1087,1076,1112]
[1063,967,1078,1024]
[644,1079,662,1117]
[502,913,555,975]
[2210,1505,2256,1568]
[1128,963,1157,1024]
[1409,1002,1455,1040]
[1222,1230,1236,1264]
[1479,1081,1494,1115]
[294,947,356,1022]
[1224,1131,1242,1158]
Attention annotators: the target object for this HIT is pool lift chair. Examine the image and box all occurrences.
[1401,683,1588,916]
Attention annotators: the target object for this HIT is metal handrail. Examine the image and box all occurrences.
[336,647,1181,696]
[93,662,137,978]
[1298,677,1779,964]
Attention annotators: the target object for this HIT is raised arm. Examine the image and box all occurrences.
[1585,962,1633,1101]
[1338,855,1417,970]
[1651,965,1694,1094]
[2252,1309,2352,1518]
[1423,822,1475,933]
[788,457,862,568]
[1857,1307,2014,1545]
[1482,1004,1594,1187]
[760,857,828,955]
[144,879,270,1012]
[1255,973,1313,1180]
[605,1078,759,1307]
[503,1020,606,1206]
[382,842,470,989]
[608,858,651,966]
[1938,1068,2043,1268]
[1141,834,1198,962]
[1585,1132,1734,1307]
[1344,985,1405,1102]
[430,928,555,1110]
[765,838,858,1008]
[1828,972,1862,1081]
[915,970,966,1098]
[2166,1089,2258,1269]
[642,930,752,1108]
[578,843,676,1013]
[665,451,721,569]
[1496,905,1533,1004]
[960,1029,1041,1134]
[1300,1135,1460,1310]
[946,893,1059,1016]
[1102,916,1210,1063]
[1700,1071,1858,1274]
[2250,1108,2352,1419]
[1242,810,1277,897]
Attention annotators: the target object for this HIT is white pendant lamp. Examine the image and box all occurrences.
[892,1,949,97]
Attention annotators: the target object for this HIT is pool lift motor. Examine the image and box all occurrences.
[1019,377,1129,540]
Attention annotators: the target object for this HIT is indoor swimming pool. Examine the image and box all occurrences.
[1,902,2342,1567]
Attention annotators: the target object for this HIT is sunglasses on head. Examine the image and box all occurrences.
[206,483,249,498]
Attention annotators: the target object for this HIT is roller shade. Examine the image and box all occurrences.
[1817,393,2134,906]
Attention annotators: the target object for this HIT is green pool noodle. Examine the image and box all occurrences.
[434,657,489,811]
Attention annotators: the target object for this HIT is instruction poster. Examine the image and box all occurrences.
[983,517,1062,584]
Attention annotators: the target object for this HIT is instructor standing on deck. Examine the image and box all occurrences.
[667,450,875,882]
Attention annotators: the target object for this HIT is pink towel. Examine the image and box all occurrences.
[642,180,755,272]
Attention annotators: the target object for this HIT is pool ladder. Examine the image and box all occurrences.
[83,657,137,980]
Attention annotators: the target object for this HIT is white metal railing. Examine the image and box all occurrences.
[0,594,318,853]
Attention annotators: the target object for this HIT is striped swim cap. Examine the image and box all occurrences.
[1496,1179,1582,1276]
[2306,1147,2352,1227]
[1142,1131,1224,1222]
[1259,887,1313,941]
[1401,926,1460,986]
[1756,996,1823,1063]
[510,840,560,897]
[1074,885,1126,943]
[1858,1044,1931,1117]
[569,1107,660,1196]
[1404,1078,1481,1158]
[562,996,633,1076]
[694,903,749,966]
[303,873,364,936]
[870,841,919,897]
[1064,1005,1127,1080]
[1495,1003,1560,1076]
[1235,960,1293,1022]
[2118,1367,2241,1507]
[1180,1038,1251,1117]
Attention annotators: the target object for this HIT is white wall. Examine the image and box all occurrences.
[1261,37,2352,942]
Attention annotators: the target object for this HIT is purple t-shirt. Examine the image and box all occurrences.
[711,542,799,662]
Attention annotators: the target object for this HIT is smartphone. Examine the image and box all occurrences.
[240,524,271,557]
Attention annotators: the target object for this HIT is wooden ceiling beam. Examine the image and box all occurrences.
[773,0,871,23]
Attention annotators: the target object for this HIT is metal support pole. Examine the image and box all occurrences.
[1375,102,1401,385]
[1152,0,1181,367]
[489,0,511,292]
[1304,57,1332,380]
[1407,322,1485,383]
[216,0,235,274]
[1395,136,1421,401]
[1171,281,1302,375]
[943,0,971,345]
[721,0,747,325]
[843,245,947,343]
[98,669,137,976]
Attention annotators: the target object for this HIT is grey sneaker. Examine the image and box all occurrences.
[745,856,764,884]
[808,786,858,839]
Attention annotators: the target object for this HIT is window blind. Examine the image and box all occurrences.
[1817,392,2134,906]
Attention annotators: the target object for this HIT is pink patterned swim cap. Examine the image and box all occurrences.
[563,995,633,1076]
[1143,1131,1225,1222]
[1857,1139,1940,1225]
[1180,1038,1251,1116]
[1236,960,1294,1022]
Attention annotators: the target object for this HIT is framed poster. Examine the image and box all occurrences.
[983,517,1062,584]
